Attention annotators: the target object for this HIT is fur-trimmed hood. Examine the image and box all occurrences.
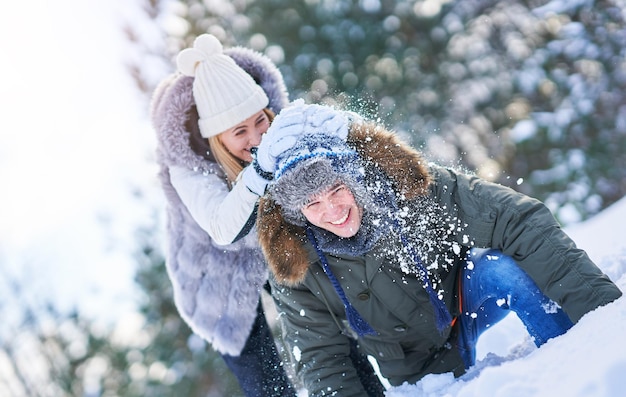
[257,122,432,286]
[150,46,288,356]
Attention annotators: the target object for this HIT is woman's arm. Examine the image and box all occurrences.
[169,165,259,245]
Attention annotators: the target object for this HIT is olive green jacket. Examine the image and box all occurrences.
[257,122,622,396]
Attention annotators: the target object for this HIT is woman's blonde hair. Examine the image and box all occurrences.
[209,108,275,186]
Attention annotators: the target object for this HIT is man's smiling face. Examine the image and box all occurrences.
[301,183,363,238]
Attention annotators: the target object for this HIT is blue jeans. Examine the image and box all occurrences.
[456,249,574,368]
[222,301,296,397]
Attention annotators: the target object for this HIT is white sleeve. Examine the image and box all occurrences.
[169,165,259,245]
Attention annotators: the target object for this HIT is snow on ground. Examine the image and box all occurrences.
[385,196,626,397]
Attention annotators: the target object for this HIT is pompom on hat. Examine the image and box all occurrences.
[177,34,269,138]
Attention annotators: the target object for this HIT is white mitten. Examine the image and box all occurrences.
[254,100,350,176]
[240,165,270,196]
[253,133,300,177]
[272,99,349,139]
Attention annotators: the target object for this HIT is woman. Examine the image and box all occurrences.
[254,102,622,396]
[150,34,292,396]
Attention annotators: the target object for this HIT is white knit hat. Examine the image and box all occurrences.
[176,34,269,138]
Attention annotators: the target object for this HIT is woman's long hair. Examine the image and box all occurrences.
[189,107,275,187]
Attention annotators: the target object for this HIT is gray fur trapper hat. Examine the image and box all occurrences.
[270,133,369,226]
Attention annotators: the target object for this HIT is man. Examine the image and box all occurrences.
[252,102,622,396]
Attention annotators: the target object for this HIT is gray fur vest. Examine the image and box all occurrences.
[150,47,289,355]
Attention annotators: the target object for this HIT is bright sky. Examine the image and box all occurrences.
[0,0,161,321]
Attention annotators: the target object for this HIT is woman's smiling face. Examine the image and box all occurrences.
[218,110,270,162]
[301,183,363,238]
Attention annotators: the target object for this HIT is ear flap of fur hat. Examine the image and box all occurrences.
[257,196,309,286]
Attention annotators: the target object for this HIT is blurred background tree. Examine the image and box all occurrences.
[132,0,626,224]
[0,224,241,396]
